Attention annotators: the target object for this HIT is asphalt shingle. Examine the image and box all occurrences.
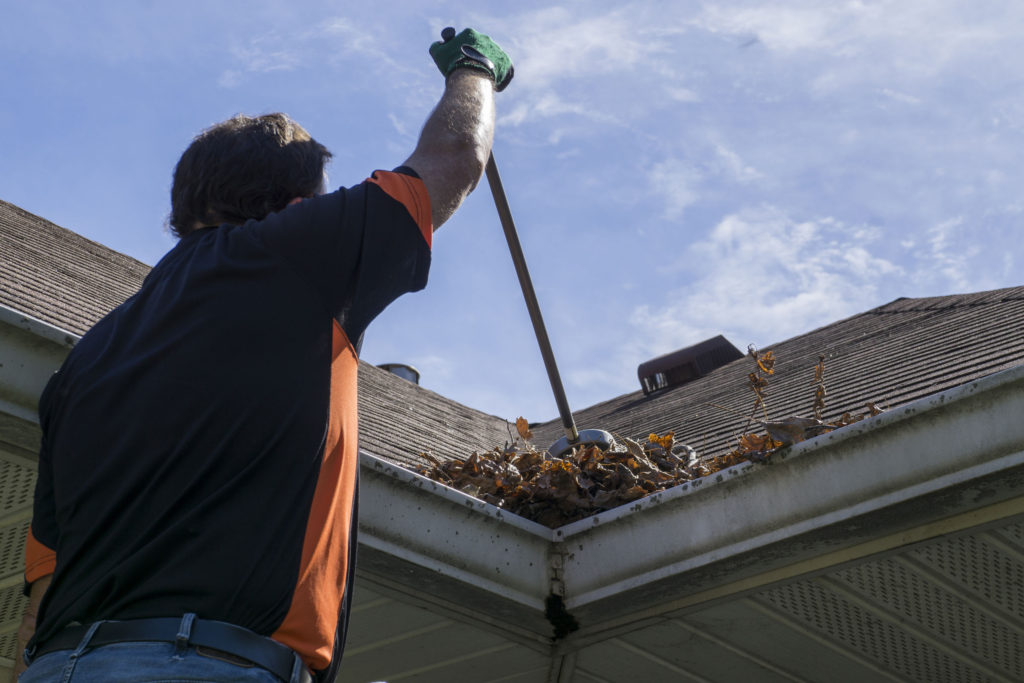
[531,288,1024,460]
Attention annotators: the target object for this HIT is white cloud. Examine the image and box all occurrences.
[500,91,618,128]
[696,3,853,54]
[879,88,922,106]
[713,143,761,182]
[921,217,977,291]
[232,41,301,73]
[1001,252,1014,280]
[217,35,301,86]
[649,159,703,218]
[666,87,701,103]
[217,17,423,90]
[630,206,902,355]
[319,17,417,77]
[511,7,669,89]
[218,69,242,88]
[695,0,1019,98]
[695,1,1005,57]
[647,144,759,220]
[217,30,306,86]
[491,4,693,132]
[388,113,410,138]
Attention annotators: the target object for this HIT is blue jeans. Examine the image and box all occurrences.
[19,621,290,683]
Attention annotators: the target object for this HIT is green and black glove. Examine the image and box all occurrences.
[430,27,514,92]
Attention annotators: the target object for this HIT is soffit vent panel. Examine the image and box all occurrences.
[760,579,988,683]
[910,532,1024,620]
[0,634,15,668]
[0,459,34,515]
[0,525,27,578]
[833,558,1023,680]
[0,586,24,625]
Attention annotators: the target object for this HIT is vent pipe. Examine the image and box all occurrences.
[637,335,743,395]
[377,363,420,385]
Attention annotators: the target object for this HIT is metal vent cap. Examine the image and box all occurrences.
[377,363,420,385]
[637,335,743,395]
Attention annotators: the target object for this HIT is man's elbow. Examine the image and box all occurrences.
[461,147,488,195]
[410,142,491,228]
[448,132,490,188]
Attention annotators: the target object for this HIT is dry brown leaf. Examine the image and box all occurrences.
[737,432,778,452]
[648,432,675,453]
[515,416,533,442]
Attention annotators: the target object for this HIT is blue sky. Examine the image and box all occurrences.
[3,1,1023,425]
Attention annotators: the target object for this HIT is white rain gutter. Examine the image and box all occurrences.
[556,362,1024,619]
[355,451,557,648]
[357,450,554,609]
[0,304,75,430]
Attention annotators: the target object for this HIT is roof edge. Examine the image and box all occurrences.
[357,451,554,611]
[0,304,76,425]
[558,362,1024,610]
[0,303,79,349]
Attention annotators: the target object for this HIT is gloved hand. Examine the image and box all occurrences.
[430,27,514,92]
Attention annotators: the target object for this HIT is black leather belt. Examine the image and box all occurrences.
[34,616,311,683]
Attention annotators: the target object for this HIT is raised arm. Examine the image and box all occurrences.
[403,70,494,230]
[403,27,512,231]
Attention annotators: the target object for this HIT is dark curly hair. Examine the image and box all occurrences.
[169,113,332,238]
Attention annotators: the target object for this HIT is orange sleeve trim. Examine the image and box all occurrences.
[25,527,57,583]
[367,171,433,249]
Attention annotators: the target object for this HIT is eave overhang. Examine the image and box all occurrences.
[4,302,1024,671]
[355,362,1024,647]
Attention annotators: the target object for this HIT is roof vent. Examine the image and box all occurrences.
[377,363,420,385]
[638,335,743,395]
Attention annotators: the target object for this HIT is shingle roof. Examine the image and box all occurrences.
[0,200,148,335]
[357,363,512,468]
[531,286,1024,460]
[0,199,511,464]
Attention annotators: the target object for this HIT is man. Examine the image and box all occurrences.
[14,27,512,683]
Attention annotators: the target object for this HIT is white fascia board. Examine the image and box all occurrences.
[0,304,79,348]
[557,363,1024,611]
[357,451,554,611]
[0,304,76,424]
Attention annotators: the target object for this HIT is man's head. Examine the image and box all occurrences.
[169,113,332,238]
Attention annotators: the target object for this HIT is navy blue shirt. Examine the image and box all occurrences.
[28,168,432,679]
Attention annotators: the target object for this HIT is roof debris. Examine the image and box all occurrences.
[415,349,884,528]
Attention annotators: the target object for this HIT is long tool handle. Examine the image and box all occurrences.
[484,153,579,443]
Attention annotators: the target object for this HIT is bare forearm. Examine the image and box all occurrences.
[404,69,495,229]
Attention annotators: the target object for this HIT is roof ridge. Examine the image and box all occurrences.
[868,286,1024,314]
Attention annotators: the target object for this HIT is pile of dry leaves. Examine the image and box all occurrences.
[417,428,701,528]
[415,348,883,528]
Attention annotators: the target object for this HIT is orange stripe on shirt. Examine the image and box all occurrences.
[25,527,57,583]
[367,171,433,248]
[271,321,360,672]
